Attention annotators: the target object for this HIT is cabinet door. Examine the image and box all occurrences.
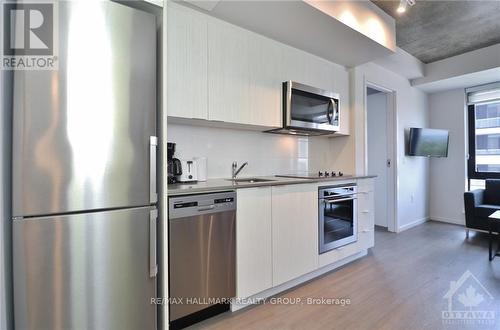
[208,19,281,128]
[236,187,273,298]
[333,67,350,136]
[167,3,208,119]
[272,184,318,286]
[358,179,375,249]
[208,19,249,124]
[305,55,335,92]
[281,44,307,84]
[247,35,283,128]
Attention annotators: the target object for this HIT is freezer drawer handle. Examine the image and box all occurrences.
[150,209,158,277]
[150,136,158,204]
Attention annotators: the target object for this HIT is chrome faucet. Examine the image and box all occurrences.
[232,161,248,179]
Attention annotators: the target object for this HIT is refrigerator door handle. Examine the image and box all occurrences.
[150,136,158,204]
[150,208,158,278]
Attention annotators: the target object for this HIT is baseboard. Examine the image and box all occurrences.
[398,217,429,232]
[230,250,368,312]
[429,216,465,226]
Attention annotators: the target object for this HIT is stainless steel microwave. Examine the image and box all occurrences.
[267,81,340,136]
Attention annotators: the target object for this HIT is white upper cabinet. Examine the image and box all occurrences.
[305,54,335,92]
[247,34,283,128]
[167,3,208,120]
[207,19,250,124]
[236,187,273,298]
[281,45,307,85]
[271,184,318,286]
[207,18,281,128]
[333,67,350,136]
[167,4,350,134]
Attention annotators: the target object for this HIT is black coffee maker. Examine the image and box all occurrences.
[167,142,182,184]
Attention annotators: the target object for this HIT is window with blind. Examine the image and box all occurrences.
[467,82,500,183]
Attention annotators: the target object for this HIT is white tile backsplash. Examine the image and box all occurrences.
[167,124,353,178]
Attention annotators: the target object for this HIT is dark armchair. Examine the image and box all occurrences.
[464,179,500,235]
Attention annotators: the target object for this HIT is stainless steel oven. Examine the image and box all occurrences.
[319,184,357,254]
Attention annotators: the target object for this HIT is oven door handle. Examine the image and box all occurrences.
[323,197,357,203]
[323,192,359,198]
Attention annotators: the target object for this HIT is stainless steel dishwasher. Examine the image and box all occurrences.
[168,191,236,328]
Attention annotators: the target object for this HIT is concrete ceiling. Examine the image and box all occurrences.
[372,0,500,63]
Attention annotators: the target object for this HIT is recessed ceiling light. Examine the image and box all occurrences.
[397,0,415,14]
[397,0,407,14]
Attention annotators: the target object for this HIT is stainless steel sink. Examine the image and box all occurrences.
[226,178,275,184]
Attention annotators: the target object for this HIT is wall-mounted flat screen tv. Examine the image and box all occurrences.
[408,128,449,157]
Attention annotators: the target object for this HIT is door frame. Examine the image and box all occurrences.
[364,81,398,233]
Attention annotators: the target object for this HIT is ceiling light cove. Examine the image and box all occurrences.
[306,0,396,51]
[396,0,406,14]
[397,0,415,14]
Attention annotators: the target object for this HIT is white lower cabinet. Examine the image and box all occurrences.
[271,184,318,286]
[236,179,374,299]
[236,187,273,298]
[357,179,375,250]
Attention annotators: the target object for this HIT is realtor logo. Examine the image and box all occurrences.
[1,1,58,70]
[442,270,496,327]
[3,2,53,55]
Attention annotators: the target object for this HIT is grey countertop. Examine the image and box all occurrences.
[168,175,376,196]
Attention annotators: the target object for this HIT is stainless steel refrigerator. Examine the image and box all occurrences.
[11,2,158,329]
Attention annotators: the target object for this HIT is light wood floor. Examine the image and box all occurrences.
[190,221,500,330]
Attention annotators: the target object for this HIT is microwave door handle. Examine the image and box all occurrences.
[329,99,337,125]
[332,99,339,125]
[326,99,332,124]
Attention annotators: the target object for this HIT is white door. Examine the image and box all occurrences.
[367,90,389,228]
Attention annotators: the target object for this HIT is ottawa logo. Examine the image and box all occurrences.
[442,270,496,326]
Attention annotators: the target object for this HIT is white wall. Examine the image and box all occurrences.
[367,92,388,227]
[352,62,430,232]
[167,124,355,178]
[309,135,355,175]
[429,89,467,225]
[372,47,424,80]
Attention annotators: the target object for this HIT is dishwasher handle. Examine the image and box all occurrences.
[197,205,215,212]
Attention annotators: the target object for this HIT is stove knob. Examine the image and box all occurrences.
[318,171,323,177]
[338,171,344,177]
[325,171,330,177]
[331,171,337,177]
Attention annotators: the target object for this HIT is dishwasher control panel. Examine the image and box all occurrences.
[168,191,236,219]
